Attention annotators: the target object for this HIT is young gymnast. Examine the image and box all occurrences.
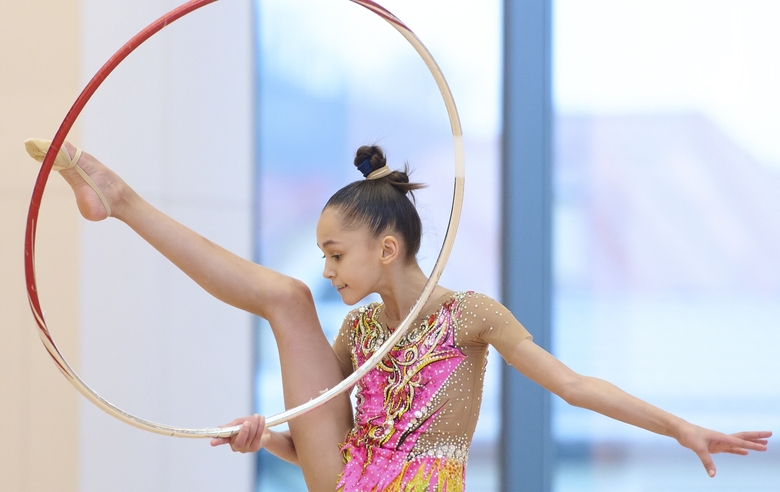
[26,139,771,491]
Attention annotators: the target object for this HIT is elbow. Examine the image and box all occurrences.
[559,374,588,408]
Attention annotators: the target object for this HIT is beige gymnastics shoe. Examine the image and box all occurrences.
[24,138,112,216]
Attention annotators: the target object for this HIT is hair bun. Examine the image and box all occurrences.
[354,145,387,175]
[353,144,425,197]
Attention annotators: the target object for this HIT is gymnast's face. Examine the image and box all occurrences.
[317,207,385,305]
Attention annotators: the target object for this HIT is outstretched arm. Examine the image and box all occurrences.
[211,415,299,465]
[507,339,771,477]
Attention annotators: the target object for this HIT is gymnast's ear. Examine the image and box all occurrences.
[379,234,400,265]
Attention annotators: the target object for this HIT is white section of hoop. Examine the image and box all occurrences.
[454,134,465,179]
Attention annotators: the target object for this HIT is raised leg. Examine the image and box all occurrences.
[50,142,352,488]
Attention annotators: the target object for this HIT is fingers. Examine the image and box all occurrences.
[730,431,772,447]
[230,422,250,451]
[694,447,716,477]
[231,414,265,453]
[723,435,769,452]
[210,417,246,447]
[231,419,254,451]
[210,437,229,447]
[723,448,749,456]
[248,416,267,452]
[209,415,266,453]
[732,431,772,440]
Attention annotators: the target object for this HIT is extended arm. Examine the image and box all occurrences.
[507,339,771,477]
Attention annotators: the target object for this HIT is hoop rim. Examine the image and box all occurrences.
[24,0,465,438]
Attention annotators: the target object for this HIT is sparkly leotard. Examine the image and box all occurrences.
[332,291,532,492]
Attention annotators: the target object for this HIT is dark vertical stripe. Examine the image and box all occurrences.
[501,0,553,490]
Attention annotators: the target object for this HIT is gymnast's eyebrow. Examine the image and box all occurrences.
[319,239,342,249]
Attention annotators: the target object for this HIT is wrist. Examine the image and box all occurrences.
[669,416,693,441]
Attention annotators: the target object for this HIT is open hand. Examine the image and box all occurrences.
[676,425,771,477]
[210,414,269,453]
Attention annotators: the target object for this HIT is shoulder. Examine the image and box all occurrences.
[443,292,501,348]
[448,291,503,312]
[433,291,506,319]
[449,292,527,336]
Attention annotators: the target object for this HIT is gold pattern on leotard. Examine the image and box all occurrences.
[350,301,466,470]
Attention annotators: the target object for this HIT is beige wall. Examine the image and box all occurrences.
[3,1,255,490]
[1,1,82,491]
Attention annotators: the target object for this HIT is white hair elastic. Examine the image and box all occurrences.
[367,165,393,180]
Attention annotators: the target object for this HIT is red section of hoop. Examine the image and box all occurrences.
[349,0,409,30]
[23,0,218,362]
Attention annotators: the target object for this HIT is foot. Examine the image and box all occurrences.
[56,142,127,221]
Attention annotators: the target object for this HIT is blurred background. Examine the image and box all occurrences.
[2,0,778,491]
[255,0,780,490]
[551,2,780,490]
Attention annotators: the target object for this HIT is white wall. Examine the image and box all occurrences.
[79,1,255,490]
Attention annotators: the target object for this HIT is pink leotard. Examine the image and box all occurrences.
[333,291,532,491]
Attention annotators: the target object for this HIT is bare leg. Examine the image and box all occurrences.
[57,143,351,489]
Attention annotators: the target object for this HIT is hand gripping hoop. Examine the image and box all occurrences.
[24,0,465,438]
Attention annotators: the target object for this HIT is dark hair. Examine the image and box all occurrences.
[324,145,425,261]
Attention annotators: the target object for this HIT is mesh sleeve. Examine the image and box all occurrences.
[463,293,533,359]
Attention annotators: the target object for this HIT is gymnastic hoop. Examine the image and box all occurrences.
[25,0,465,438]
